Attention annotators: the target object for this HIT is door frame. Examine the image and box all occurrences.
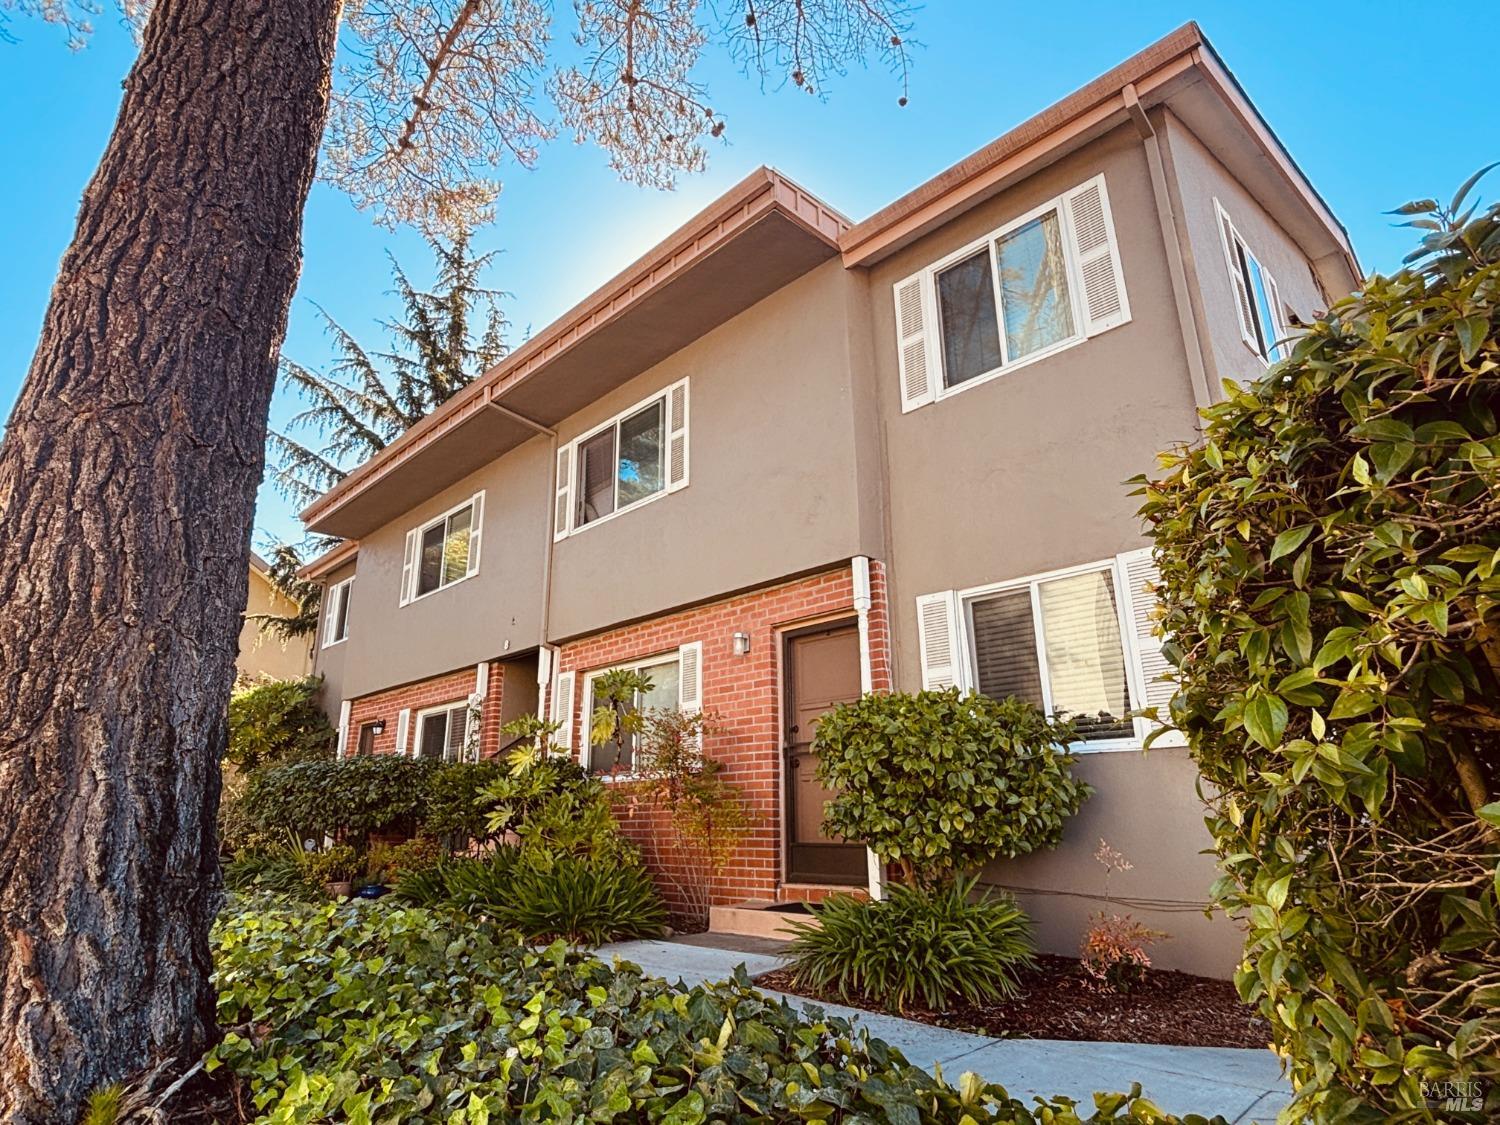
[780,616,866,886]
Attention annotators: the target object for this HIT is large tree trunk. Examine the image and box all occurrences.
[0,0,340,1117]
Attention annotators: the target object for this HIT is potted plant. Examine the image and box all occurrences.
[303,843,362,899]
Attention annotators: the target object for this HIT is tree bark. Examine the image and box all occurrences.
[0,0,340,1118]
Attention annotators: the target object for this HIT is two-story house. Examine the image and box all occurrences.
[296,23,1358,977]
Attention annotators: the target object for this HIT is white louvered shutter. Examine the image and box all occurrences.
[1063,175,1129,336]
[678,642,703,712]
[916,591,963,691]
[336,700,351,758]
[466,492,484,576]
[399,529,418,605]
[894,272,934,413]
[1215,202,1259,353]
[474,661,489,697]
[666,380,690,492]
[551,670,576,751]
[553,444,572,541]
[395,708,411,756]
[1118,549,1185,747]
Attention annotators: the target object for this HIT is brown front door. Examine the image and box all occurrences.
[784,622,866,885]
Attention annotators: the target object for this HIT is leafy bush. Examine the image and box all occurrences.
[499,850,667,944]
[477,748,590,839]
[299,843,362,887]
[208,896,1219,1123]
[613,707,756,926]
[241,754,439,846]
[421,759,507,847]
[225,675,334,772]
[785,877,1035,1013]
[815,690,1091,885]
[1138,177,1500,1120]
[1080,914,1164,994]
[365,836,443,884]
[221,848,307,897]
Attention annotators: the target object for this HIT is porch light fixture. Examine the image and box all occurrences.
[370,719,386,736]
[732,632,751,656]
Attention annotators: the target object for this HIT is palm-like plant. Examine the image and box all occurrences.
[256,227,507,635]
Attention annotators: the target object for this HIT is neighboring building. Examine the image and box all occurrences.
[236,552,315,683]
[297,23,1359,976]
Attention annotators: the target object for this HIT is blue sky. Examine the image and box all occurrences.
[1,2,1491,546]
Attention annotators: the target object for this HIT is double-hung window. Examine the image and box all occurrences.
[322,577,353,647]
[400,492,483,605]
[577,642,703,774]
[894,174,1130,412]
[553,379,689,539]
[915,552,1183,750]
[413,700,471,762]
[1215,199,1292,365]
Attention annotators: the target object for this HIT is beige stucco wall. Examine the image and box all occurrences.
[236,567,314,683]
[328,436,552,700]
[863,125,1240,975]
[1160,110,1355,398]
[546,258,881,641]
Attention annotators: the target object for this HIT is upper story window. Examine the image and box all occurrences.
[554,379,689,541]
[915,552,1183,751]
[399,492,484,606]
[321,576,353,648]
[1215,199,1293,365]
[895,174,1131,413]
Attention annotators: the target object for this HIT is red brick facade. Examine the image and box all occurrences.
[331,560,892,912]
[550,560,892,907]
[342,661,509,759]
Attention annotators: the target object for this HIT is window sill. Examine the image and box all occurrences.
[404,568,479,607]
[562,486,671,540]
[321,637,348,650]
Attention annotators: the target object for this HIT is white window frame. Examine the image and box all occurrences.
[579,648,687,778]
[956,557,1141,754]
[1214,198,1290,366]
[555,379,686,539]
[919,186,1115,402]
[409,699,472,763]
[404,491,483,605]
[321,576,354,648]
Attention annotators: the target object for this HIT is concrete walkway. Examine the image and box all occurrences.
[597,938,1290,1124]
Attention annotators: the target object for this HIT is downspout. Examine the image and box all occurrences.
[1123,83,1214,414]
[485,396,559,721]
[851,555,883,901]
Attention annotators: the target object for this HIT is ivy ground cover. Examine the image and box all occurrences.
[208,895,1225,1124]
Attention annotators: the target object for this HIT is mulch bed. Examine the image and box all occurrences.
[754,953,1272,1049]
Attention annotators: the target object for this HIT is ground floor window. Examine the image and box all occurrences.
[584,653,681,775]
[413,700,471,762]
[964,564,1134,743]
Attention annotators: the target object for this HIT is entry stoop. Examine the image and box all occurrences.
[709,886,868,941]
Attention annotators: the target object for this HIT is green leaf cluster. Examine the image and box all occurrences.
[207,896,1224,1124]
[242,755,442,847]
[1136,177,1500,1121]
[784,876,1035,1013]
[814,690,1091,886]
[226,675,334,772]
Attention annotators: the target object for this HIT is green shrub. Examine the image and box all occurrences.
[477,749,590,839]
[241,754,440,845]
[426,848,523,912]
[785,877,1035,1013]
[421,759,507,847]
[208,896,1220,1123]
[389,857,463,906]
[1138,177,1500,1121]
[365,835,443,884]
[500,850,666,944]
[221,848,307,896]
[226,675,334,772]
[299,843,362,887]
[815,689,1091,885]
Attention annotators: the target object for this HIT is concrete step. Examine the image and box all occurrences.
[708,898,820,941]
